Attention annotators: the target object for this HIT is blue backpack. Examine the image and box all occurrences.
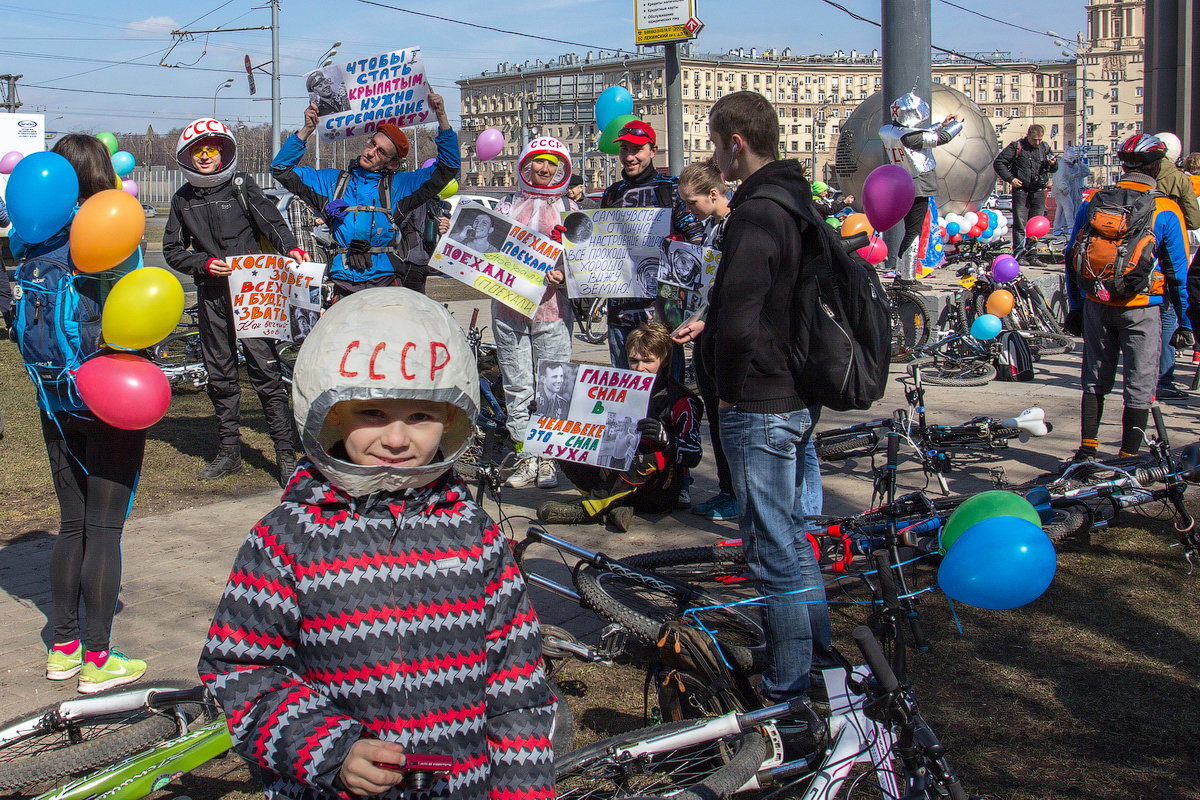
[13,240,103,409]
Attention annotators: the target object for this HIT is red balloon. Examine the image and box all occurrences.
[857,236,888,265]
[1025,215,1051,238]
[76,353,170,430]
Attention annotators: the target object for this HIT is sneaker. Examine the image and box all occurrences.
[537,501,594,525]
[691,492,739,521]
[276,448,297,490]
[607,505,635,533]
[46,641,83,681]
[536,459,559,489]
[1156,385,1190,402]
[675,484,691,509]
[1069,447,1097,464]
[77,649,146,694]
[891,277,925,289]
[198,446,242,480]
[505,457,539,489]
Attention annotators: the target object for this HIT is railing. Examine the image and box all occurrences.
[131,169,278,207]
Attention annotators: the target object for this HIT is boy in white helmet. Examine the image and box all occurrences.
[198,288,555,800]
[163,118,308,486]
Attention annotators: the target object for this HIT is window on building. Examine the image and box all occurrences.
[1036,91,1044,102]
[995,75,1003,85]
[933,76,942,84]
[994,108,1002,117]
[1110,104,1118,114]
[792,125,800,134]
[791,141,799,151]
[1135,86,1143,96]
[831,125,839,134]
[1010,107,1019,117]
[766,75,773,84]
[948,76,957,85]
[965,89,972,99]
[805,141,812,151]
[831,77,839,86]
[1136,103,1143,113]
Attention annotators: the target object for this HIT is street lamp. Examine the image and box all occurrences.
[312,42,341,168]
[213,79,234,118]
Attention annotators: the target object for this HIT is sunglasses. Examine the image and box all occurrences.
[191,145,221,158]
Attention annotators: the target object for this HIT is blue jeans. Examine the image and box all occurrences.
[1159,303,1178,389]
[719,405,833,699]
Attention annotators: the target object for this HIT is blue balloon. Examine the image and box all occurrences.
[937,517,1056,610]
[970,313,1002,341]
[111,151,135,179]
[594,86,634,131]
[4,151,79,245]
[946,221,961,235]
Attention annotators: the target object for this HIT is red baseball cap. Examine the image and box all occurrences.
[614,120,656,147]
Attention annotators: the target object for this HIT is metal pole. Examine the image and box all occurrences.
[270,0,281,154]
[665,42,683,176]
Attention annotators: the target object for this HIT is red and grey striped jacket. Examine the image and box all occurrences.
[198,459,555,800]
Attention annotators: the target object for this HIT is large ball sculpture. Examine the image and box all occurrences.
[835,85,999,216]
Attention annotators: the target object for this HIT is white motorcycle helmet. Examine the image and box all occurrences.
[292,288,480,496]
[176,118,238,188]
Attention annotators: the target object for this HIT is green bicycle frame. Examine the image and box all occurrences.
[33,718,233,800]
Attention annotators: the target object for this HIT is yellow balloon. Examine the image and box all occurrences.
[102,267,185,350]
[70,189,146,273]
[986,288,1015,317]
[438,178,459,199]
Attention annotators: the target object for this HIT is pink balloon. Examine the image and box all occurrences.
[121,179,139,198]
[862,165,916,232]
[421,157,436,168]
[0,150,22,175]
[76,354,171,430]
[1025,215,1051,238]
[475,128,505,162]
[857,236,888,265]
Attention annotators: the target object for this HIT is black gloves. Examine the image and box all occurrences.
[636,418,673,453]
[1064,309,1083,337]
[1170,328,1195,350]
[345,239,373,270]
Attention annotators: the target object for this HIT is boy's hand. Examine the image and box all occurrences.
[545,268,565,287]
[339,739,407,796]
[636,418,672,450]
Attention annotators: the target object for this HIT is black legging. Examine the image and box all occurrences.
[895,196,930,279]
[41,411,146,652]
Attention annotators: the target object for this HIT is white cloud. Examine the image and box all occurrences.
[126,16,178,37]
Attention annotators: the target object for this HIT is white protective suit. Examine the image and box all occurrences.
[1050,146,1090,235]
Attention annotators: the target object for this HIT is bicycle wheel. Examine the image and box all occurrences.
[574,563,762,673]
[0,683,216,792]
[908,357,996,387]
[547,678,576,757]
[1043,504,1091,543]
[816,431,881,461]
[887,289,929,362]
[1021,331,1073,358]
[576,301,608,345]
[148,331,207,390]
[276,341,299,384]
[555,720,767,800]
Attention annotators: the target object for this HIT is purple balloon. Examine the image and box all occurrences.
[121,179,139,198]
[476,128,505,162]
[0,150,22,175]
[862,165,916,232]
[421,157,436,169]
[992,255,1020,283]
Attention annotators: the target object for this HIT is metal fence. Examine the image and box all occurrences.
[132,169,277,207]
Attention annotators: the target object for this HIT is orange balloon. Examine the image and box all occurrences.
[986,289,1015,317]
[70,189,146,273]
[841,213,874,238]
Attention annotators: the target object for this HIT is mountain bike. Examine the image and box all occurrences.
[554,625,971,800]
[456,307,512,479]
[954,264,1071,356]
[815,362,1052,493]
[887,285,930,363]
[147,305,299,390]
[572,297,608,345]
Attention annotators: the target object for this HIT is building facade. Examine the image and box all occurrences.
[456,29,1140,192]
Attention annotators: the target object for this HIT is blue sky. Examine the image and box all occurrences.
[1,0,1087,136]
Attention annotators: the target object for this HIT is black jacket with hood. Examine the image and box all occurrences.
[699,158,808,412]
[162,177,298,288]
[993,137,1059,192]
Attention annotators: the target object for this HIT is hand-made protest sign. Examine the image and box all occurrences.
[304,47,430,143]
[429,203,561,317]
[227,254,325,341]
[561,208,672,299]
[656,240,721,331]
[520,360,653,471]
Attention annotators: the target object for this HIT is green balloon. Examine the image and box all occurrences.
[597,114,640,156]
[825,217,840,228]
[96,132,119,156]
[940,490,1041,554]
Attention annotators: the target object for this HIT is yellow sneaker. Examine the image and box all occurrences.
[77,649,146,694]
[45,642,83,681]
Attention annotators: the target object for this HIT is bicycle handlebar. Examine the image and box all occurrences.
[852,625,898,693]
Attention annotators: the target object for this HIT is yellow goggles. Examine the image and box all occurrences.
[191,145,220,158]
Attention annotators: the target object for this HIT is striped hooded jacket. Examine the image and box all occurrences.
[198,459,555,800]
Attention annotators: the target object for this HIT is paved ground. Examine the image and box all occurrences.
[4,264,1200,724]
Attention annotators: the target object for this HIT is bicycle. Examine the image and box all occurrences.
[554,625,971,800]
[456,307,512,479]
[146,305,299,390]
[572,296,608,345]
[953,263,1072,356]
[815,362,1052,493]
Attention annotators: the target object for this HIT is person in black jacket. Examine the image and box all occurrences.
[994,124,1059,248]
[163,118,307,486]
[699,90,834,708]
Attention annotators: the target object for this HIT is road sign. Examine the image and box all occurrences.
[634,0,703,45]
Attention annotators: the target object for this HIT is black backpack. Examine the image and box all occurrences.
[754,185,892,412]
[993,330,1034,381]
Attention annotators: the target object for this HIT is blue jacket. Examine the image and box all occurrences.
[1065,173,1190,329]
[271,127,459,283]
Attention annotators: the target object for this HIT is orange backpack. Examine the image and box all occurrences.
[1068,185,1159,302]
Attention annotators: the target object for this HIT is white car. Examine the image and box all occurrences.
[443,193,501,217]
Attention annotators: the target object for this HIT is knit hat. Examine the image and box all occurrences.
[375,123,410,162]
